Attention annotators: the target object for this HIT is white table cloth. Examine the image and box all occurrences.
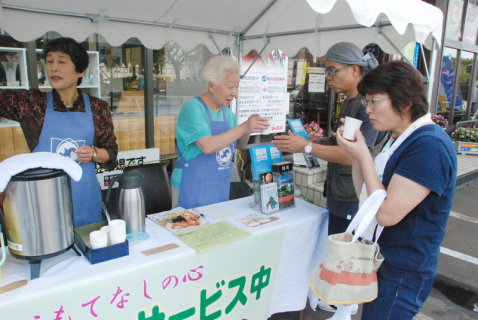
[0,197,329,318]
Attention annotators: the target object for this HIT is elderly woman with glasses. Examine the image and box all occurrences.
[171,55,269,209]
[336,61,457,319]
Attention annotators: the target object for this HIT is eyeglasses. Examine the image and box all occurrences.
[361,97,390,108]
[324,65,348,77]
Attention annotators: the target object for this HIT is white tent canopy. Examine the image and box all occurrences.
[3,0,443,57]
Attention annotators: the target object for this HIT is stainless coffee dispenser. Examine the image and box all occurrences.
[1,167,80,279]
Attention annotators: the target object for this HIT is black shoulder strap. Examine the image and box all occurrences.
[371,131,391,159]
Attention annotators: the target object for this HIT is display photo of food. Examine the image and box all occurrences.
[147,208,210,233]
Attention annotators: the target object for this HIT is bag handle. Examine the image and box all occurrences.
[346,189,387,243]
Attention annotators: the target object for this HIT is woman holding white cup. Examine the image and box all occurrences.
[336,61,457,319]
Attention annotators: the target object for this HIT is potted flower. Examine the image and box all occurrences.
[304,121,324,138]
[451,127,478,154]
[432,114,448,129]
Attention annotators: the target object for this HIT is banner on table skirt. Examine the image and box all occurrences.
[0,226,285,319]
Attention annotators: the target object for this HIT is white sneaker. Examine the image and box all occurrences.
[317,301,358,315]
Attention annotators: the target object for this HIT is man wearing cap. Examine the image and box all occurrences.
[273,42,386,320]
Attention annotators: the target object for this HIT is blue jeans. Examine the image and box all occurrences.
[361,266,435,320]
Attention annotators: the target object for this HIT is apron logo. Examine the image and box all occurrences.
[216,146,233,167]
[51,138,85,163]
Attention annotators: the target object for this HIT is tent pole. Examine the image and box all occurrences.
[144,48,154,148]
[427,39,437,106]
[209,33,223,55]
[449,50,462,125]
[240,0,277,36]
[378,28,414,67]
[419,44,430,79]
[234,36,243,165]
[241,38,270,79]
[237,36,243,112]
[3,5,239,37]
[25,41,38,89]
[241,23,393,40]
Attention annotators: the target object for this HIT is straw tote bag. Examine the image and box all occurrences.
[309,190,386,305]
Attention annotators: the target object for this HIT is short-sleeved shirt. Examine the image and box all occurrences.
[326,96,380,218]
[379,124,457,279]
[171,97,237,189]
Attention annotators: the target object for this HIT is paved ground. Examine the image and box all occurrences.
[269,178,478,320]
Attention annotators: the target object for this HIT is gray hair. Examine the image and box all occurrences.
[325,42,378,76]
[201,55,240,89]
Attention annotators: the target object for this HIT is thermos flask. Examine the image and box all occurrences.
[106,171,145,234]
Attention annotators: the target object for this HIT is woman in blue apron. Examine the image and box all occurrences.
[0,38,118,226]
[172,55,270,209]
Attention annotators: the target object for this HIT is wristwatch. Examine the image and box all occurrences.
[304,142,313,154]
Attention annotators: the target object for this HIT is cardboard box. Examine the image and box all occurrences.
[74,222,129,264]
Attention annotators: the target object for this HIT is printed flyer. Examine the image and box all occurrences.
[147,207,210,233]
[238,49,289,135]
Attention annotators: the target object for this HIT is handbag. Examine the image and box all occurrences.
[308,189,387,305]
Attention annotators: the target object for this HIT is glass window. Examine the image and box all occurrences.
[464,0,478,44]
[458,51,474,119]
[470,56,478,119]
[95,36,147,153]
[437,48,460,122]
[152,42,214,155]
[446,0,465,42]
[0,35,29,161]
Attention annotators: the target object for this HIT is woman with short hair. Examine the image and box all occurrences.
[0,37,118,226]
[172,55,269,209]
[336,61,457,319]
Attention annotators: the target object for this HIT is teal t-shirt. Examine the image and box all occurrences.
[171,97,237,189]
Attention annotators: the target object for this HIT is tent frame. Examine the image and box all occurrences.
[4,2,439,148]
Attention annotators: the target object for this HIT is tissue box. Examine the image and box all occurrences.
[74,222,129,264]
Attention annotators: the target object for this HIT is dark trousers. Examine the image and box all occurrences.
[327,213,352,236]
[362,266,434,319]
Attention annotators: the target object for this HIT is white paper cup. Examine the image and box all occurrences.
[110,238,126,245]
[109,220,126,244]
[342,117,363,141]
[100,226,109,233]
[109,219,126,233]
[109,233,126,245]
[89,230,108,249]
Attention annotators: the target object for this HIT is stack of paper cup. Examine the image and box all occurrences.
[100,226,110,245]
[109,220,126,245]
[342,117,363,141]
[89,230,108,249]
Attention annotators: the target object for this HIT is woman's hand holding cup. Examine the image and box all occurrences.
[336,118,369,162]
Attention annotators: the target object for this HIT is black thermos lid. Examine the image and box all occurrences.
[11,167,67,181]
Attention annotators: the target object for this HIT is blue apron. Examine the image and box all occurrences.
[176,97,235,209]
[33,91,103,226]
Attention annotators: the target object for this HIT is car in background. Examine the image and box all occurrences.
[289,85,303,101]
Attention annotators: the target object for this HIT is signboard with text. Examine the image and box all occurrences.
[96,148,160,190]
[238,50,289,135]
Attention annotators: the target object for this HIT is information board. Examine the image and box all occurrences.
[237,50,289,135]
